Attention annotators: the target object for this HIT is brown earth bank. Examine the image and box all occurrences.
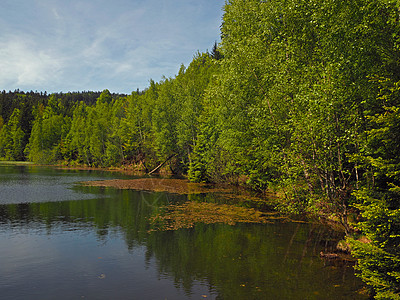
[56,164,352,233]
[20,163,362,258]
[81,178,231,194]
[82,176,365,247]
[82,176,358,265]
[8,163,366,269]
[27,164,354,235]
[81,176,292,227]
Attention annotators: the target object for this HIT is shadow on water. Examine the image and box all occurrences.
[0,165,367,299]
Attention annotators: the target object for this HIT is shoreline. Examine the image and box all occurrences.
[2,161,350,234]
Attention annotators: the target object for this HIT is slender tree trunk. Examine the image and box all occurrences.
[148,154,176,175]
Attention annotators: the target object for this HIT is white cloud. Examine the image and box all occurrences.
[0,0,225,93]
[52,7,61,19]
[0,37,64,90]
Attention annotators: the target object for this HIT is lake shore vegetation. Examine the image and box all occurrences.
[1,0,399,297]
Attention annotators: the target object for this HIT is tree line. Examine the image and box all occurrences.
[0,0,399,297]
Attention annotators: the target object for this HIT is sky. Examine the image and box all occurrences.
[0,0,225,94]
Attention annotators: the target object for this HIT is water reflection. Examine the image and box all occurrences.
[0,188,179,248]
[0,166,367,299]
[0,164,133,205]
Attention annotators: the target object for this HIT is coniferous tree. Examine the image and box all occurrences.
[349,78,400,299]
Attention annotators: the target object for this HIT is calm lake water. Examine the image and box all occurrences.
[0,164,367,299]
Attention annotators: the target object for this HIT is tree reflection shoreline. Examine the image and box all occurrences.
[0,197,366,299]
[0,168,367,299]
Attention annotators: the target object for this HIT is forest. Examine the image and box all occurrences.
[0,0,399,298]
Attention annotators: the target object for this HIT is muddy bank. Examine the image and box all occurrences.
[82,177,288,231]
[82,178,233,194]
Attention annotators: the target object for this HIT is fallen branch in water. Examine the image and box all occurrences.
[148,154,176,175]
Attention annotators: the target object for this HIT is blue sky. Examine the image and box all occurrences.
[0,0,225,94]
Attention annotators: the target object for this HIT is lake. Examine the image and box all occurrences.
[0,164,367,299]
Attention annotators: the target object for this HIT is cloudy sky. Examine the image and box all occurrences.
[0,0,225,94]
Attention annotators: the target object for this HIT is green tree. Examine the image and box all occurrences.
[174,53,218,173]
[199,0,400,222]
[65,101,90,165]
[150,77,180,170]
[349,78,400,299]
[0,108,25,160]
[26,96,71,163]
[104,96,125,166]
[119,91,152,167]
[85,90,113,166]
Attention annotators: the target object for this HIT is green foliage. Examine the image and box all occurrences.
[1,2,400,295]
[64,90,126,167]
[0,108,25,160]
[188,117,219,182]
[349,78,400,299]
[151,77,179,162]
[201,0,400,227]
[65,101,89,164]
[26,99,71,163]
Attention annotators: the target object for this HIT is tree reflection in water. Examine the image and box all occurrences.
[0,184,366,299]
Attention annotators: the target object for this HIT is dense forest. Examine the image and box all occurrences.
[0,0,399,298]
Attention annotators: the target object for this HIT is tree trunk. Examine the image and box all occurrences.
[148,154,176,175]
